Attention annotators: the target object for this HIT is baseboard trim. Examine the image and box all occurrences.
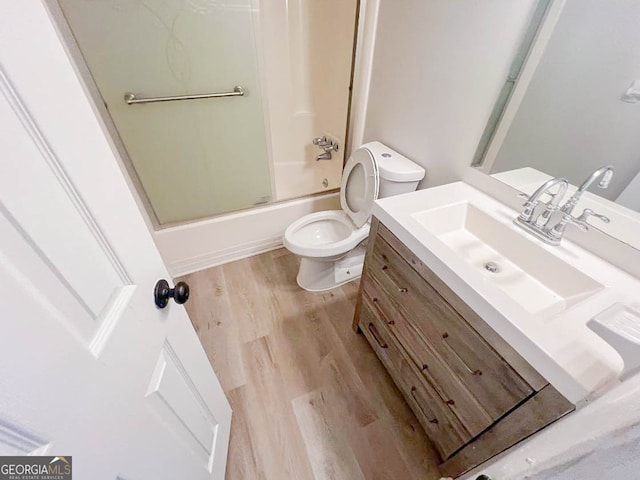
[154,192,340,277]
[169,235,284,277]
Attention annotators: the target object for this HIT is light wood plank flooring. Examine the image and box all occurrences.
[178,248,440,480]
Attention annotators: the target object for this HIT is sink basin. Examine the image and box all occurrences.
[373,181,640,403]
[412,201,604,316]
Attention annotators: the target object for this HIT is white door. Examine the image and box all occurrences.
[0,2,231,480]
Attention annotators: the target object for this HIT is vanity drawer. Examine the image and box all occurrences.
[359,296,472,459]
[363,275,493,438]
[354,218,573,477]
[367,232,534,421]
[375,221,547,392]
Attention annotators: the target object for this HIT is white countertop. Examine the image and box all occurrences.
[373,182,640,406]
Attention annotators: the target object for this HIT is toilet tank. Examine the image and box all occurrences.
[364,141,426,198]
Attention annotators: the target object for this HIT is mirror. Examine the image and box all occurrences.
[473,0,640,250]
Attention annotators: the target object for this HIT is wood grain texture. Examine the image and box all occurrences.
[353,219,575,478]
[352,217,379,333]
[178,248,440,480]
[367,231,535,422]
[440,384,575,479]
[363,277,493,438]
[359,298,470,460]
[375,221,548,392]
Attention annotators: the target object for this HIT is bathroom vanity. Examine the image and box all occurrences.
[354,218,573,477]
[353,182,640,478]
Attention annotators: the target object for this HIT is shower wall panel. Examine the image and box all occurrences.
[59,0,273,224]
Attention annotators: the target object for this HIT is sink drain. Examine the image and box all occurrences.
[483,261,500,273]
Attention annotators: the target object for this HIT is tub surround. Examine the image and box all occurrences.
[156,192,339,277]
[371,182,639,405]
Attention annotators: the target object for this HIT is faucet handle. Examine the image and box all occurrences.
[576,208,611,225]
[548,213,588,243]
[567,215,589,232]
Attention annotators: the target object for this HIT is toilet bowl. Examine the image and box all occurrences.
[284,141,425,291]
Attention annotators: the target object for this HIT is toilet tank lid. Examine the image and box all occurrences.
[363,141,426,182]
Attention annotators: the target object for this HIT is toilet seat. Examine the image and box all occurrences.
[340,147,379,228]
[283,210,370,258]
[283,147,379,259]
[283,140,425,292]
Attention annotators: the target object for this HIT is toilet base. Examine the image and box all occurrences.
[296,244,367,292]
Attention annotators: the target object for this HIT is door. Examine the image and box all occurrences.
[0,3,231,479]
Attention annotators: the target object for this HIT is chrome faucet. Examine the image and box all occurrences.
[517,177,569,225]
[515,177,578,245]
[560,165,614,215]
[515,174,611,246]
[313,135,339,160]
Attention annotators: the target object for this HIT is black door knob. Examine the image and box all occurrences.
[154,279,190,309]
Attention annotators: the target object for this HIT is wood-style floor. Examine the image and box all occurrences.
[178,248,440,480]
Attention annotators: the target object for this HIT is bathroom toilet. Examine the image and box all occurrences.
[284,141,425,291]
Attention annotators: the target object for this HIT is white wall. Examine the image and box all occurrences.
[491,0,640,201]
[361,3,640,479]
[362,0,537,188]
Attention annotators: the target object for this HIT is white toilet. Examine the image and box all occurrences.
[284,141,425,291]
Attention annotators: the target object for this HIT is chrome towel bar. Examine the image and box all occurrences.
[124,85,244,105]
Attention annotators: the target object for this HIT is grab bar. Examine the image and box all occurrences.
[124,85,244,105]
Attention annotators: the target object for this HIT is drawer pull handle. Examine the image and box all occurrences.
[446,399,455,406]
[411,386,439,424]
[382,265,388,271]
[368,323,388,349]
[441,333,480,376]
[398,287,408,293]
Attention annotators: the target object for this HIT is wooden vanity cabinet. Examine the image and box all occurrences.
[353,218,575,478]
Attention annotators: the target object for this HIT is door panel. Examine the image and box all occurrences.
[0,90,130,342]
[0,3,231,479]
[0,418,48,456]
[146,342,220,468]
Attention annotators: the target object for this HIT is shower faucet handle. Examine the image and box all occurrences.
[313,136,329,146]
[322,142,338,153]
